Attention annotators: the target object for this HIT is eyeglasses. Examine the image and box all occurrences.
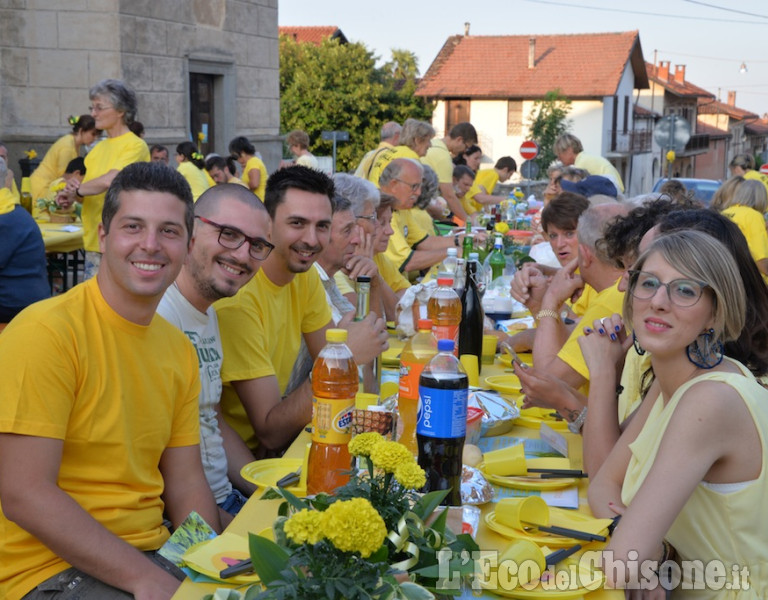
[89,105,114,113]
[394,178,422,192]
[355,214,378,224]
[628,270,709,307]
[195,216,275,260]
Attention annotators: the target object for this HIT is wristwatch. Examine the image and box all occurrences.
[568,407,588,434]
[535,309,560,323]
[453,234,461,247]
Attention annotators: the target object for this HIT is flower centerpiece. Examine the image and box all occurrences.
[206,433,478,600]
[37,181,78,223]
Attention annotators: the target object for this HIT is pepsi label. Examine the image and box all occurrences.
[417,385,467,439]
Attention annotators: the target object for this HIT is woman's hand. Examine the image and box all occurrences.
[578,314,631,379]
[515,362,582,415]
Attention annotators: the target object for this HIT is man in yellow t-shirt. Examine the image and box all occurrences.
[215,166,388,454]
[464,156,518,214]
[355,121,402,180]
[0,162,220,600]
[366,118,435,186]
[532,203,628,392]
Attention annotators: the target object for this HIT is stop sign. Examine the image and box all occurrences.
[760,163,768,175]
[520,140,539,161]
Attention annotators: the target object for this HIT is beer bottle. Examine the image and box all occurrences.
[458,258,485,364]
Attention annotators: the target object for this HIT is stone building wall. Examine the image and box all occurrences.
[0,0,281,175]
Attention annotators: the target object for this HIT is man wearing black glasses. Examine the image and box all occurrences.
[157,183,271,525]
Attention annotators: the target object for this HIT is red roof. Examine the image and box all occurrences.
[278,26,347,46]
[746,118,768,136]
[416,31,648,99]
[646,62,714,99]
[695,119,730,139]
[698,97,757,120]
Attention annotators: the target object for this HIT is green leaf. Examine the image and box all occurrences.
[398,581,435,599]
[411,490,449,521]
[248,532,290,585]
[428,508,448,537]
[271,487,310,512]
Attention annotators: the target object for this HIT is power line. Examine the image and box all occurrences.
[680,0,768,20]
[655,50,768,64]
[519,0,766,25]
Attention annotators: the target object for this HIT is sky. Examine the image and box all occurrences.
[278,0,768,118]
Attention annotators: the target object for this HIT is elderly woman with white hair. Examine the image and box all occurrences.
[64,79,149,279]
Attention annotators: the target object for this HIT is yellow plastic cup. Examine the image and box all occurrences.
[495,496,550,530]
[355,392,379,409]
[482,443,527,476]
[482,334,498,365]
[460,354,480,387]
[496,539,547,587]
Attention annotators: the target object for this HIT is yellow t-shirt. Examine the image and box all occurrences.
[743,169,768,199]
[464,168,500,214]
[216,268,331,449]
[242,156,268,201]
[0,279,200,600]
[367,145,420,187]
[375,253,411,293]
[355,142,394,180]
[568,282,597,317]
[80,132,149,252]
[721,204,768,264]
[177,161,211,202]
[557,279,624,380]
[421,138,452,184]
[333,270,355,295]
[385,209,430,272]
[29,134,78,201]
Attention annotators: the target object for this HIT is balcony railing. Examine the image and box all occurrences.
[684,133,710,153]
[609,130,653,154]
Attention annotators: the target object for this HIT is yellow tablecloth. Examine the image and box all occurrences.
[171,353,619,600]
[38,221,84,253]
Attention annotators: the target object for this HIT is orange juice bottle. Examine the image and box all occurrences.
[307,329,358,495]
[427,276,462,357]
[398,319,437,455]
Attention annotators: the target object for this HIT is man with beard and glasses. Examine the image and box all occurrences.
[215,166,388,455]
[157,184,271,524]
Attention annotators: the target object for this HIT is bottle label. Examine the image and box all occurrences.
[312,396,354,444]
[399,358,425,400]
[417,386,467,439]
[432,324,459,355]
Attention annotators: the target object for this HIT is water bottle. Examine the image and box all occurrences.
[427,277,462,357]
[417,339,468,506]
[442,247,459,278]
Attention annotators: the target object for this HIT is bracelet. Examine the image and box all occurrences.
[454,234,460,247]
[75,187,84,198]
[536,309,560,323]
[567,406,588,434]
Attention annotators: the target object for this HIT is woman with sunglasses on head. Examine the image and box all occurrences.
[588,230,768,597]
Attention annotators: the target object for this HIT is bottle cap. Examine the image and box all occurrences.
[326,328,348,343]
[356,275,371,283]
[437,339,455,352]
[417,318,433,330]
[469,252,479,260]
[446,247,458,257]
[437,277,453,286]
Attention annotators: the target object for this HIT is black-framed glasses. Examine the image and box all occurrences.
[195,216,274,260]
[394,178,422,192]
[355,213,378,224]
[628,270,709,307]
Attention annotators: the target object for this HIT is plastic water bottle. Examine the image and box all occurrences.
[442,247,459,278]
[307,329,358,495]
[427,277,462,356]
[417,339,468,506]
[398,319,438,455]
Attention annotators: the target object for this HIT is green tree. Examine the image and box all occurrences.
[279,36,432,172]
[526,90,572,174]
[383,48,419,81]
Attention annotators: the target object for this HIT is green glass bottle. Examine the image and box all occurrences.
[462,222,474,259]
[489,235,506,280]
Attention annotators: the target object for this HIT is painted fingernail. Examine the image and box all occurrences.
[584,327,593,333]
[610,333,617,341]
[598,328,605,335]
[615,325,621,332]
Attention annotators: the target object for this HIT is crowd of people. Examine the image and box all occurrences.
[2,76,768,599]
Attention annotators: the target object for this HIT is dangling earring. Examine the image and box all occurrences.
[686,328,724,369]
[632,331,646,356]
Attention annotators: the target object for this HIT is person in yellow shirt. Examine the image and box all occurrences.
[205,155,249,187]
[463,156,518,214]
[0,162,221,600]
[63,79,149,279]
[33,157,86,221]
[229,136,268,201]
[175,141,211,201]
[554,132,624,193]
[355,121,401,180]
[29,115,100,202]
[729,152,768,198]
[367,118,435,186]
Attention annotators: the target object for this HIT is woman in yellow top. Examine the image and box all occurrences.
[228,136,267,201]
[711,176,768,277]
[174,141,210,201]
[29,115,100,201]
[588,230,768,597]
[63,79,149,279]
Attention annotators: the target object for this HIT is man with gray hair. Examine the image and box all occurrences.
[367,119,435,186]
[553,133,624,193]
[532,202,628,393]
[380,158,469,273]
[354,121,402,180]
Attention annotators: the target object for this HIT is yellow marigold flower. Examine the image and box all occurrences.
[369,440,413,474]
[197,131,205,142]
[322,498,386,558]
[494,222,509,234]
[348,432,384,457]
[394,461,426,490]
[284,508,325,545]
[52,181,67,193]
[25,149,37,160]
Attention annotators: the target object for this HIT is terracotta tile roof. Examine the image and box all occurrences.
[278,26,347,46]
[416,31,648,99]
[646,62,714,99]
[695,119,730,139]
[634,104,660,118]
[697,97,757,120]
[746,118,768,136]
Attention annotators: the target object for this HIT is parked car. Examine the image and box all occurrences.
[652,178,722,206]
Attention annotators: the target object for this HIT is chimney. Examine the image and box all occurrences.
[728,90,736,106]
[464,22,470,36]
[528,37,535,69]
[657,60,670,81]
[674,64,685,84]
